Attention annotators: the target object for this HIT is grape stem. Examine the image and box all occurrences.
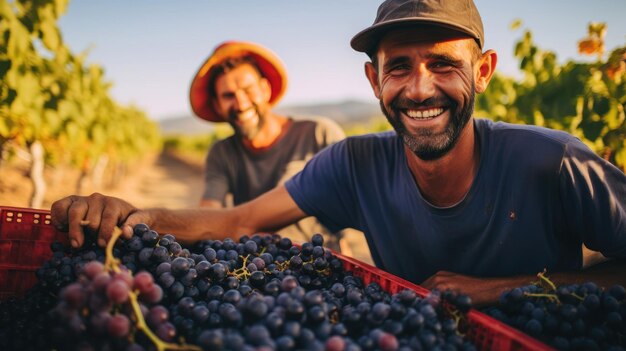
[128,290,201,351]
[104,227,123,273]
[104,226,201,351]
[229,254,252,280]
[523,292,560,303]
[536,269,557,292]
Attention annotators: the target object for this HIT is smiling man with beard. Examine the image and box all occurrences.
[188,41,348,252]
[375,28,480,163]
[52,0,626,306]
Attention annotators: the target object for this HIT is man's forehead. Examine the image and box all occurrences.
[217,63,262,82]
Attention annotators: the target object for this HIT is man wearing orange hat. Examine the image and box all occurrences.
[189,41,348,253]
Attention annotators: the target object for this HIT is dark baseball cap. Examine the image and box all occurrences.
[351,0,484,54]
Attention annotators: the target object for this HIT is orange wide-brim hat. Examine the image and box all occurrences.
[189,41,288,122]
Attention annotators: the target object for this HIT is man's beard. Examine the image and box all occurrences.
[380,88,475,161]
[229,105,266,140]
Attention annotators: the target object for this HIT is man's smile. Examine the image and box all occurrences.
[404,107,445,120]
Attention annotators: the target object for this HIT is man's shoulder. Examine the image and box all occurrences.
[211,134,238,146]
[308,131,398,158]
[346,130,397,143]
[290,116,346,143]
[476,118,579,147]
[208,135,240,154]
[342,131,400,154]
[292,116,342,131]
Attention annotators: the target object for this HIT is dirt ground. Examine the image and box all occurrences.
[0,152,199,210]
[0,152,374,264]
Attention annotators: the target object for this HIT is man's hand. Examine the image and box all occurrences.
[422,262,626,308]
[50,193,150,248]
[421,271,531,307]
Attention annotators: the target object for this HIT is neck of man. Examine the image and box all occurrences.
[242,112,289,151]
[405,119,480,208]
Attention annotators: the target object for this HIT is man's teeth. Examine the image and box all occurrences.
[237,109,256,121]
[406,108,444,119]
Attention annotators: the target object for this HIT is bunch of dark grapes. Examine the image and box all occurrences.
[169,272,478,351]
[139,229,477,350]
[1,225,478,350]
[36,240,109,293]
[130,228,349,308]
[483,280,626,350]
[47,260,173,350]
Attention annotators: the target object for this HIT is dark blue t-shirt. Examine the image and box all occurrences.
[285,118,626,284]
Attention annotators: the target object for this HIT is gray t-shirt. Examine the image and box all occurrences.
[286,118,626,283]
[203,116,345,244]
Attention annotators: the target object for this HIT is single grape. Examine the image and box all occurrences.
[147,305,169,327]
[106,279,130,304]
[107,314,130,338]
[133,271,154,294]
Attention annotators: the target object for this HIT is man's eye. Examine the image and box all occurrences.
[431,61,454,70]
[387,64,410,75]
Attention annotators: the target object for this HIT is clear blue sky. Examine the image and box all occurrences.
[57,0,626,121]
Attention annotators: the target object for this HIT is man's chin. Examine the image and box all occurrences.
[401,130,455,159]
[237,127,261,140]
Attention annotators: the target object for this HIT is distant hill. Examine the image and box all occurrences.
[158,114,216,136]
[158,99,383,135]
[276,99,383,127]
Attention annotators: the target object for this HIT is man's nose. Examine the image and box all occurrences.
[405,67,436,103]
[233,90,252,111]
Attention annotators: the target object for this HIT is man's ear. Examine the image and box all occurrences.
[259,77,272,101]
[475,49,497,93]
[364,61,381,99]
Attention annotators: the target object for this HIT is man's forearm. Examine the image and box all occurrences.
[549,259,626,289]
[146,207,255,245]
[199,198,223,209]
[481,259,626,306]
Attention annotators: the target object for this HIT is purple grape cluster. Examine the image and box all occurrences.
[36,240,107,293]
[483,281,626,350]
[47,260,172,350]
[1,226,478,350]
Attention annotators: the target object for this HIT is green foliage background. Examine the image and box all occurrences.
[475,21,626,171]
[0,0,161,174]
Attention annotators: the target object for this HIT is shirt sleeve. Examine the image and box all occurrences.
[559,139,626,259]
[285,140,359,233]
[202,142,230,203]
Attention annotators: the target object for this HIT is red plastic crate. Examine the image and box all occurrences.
[0,206,68,300]
[0,205,553,350]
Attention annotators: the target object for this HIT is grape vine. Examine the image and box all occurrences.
[476,21,626,171]
[0,0,161,207]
